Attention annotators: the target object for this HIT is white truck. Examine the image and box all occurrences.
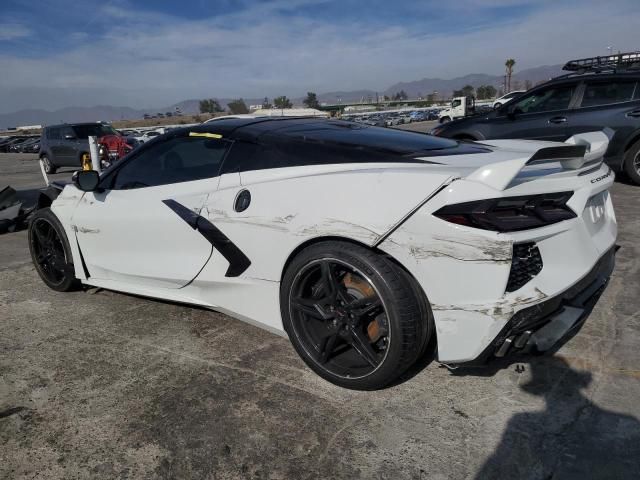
[438,96,475,123]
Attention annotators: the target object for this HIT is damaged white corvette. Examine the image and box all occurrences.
[29,118,616,389]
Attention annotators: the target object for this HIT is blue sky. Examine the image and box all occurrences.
[0,0,638,112]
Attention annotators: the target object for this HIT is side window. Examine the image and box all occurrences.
[220,140,259,174]
[47,128,61,140]
[240,137,407,172]
[512,85,575,114]
[452,99,461,108]
[580,81,637,107]
[60,126,75,140]
[111,136,230,190]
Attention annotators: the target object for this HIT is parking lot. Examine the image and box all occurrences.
[1,152,639,479]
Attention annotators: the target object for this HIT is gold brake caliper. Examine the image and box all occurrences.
[343,273,386,342]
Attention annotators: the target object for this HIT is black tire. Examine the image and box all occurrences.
[623,140,640,185]
[28,208,78,292]
[41,154,57,174]
[493,103,502,109]
[281,241,433,390]
[440,117,451,124]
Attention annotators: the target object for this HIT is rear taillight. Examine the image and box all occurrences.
[433,192,576,232]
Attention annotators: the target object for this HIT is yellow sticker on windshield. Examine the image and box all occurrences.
[189,132,222,139]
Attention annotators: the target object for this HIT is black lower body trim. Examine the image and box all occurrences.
[163,199,251,277]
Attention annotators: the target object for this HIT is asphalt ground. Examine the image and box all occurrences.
[1,152,639,479]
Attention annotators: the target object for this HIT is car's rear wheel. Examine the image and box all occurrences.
[41,154,57,174]
[440,117,451,124]
[623,140,640,185]
[28,208,78,292]
[281,241,433,390]
[493,102,502,109]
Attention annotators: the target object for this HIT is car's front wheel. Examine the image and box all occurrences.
[281,241,433,390]
[41,154,57,174]
[623,140,640,185]
[28,208,78,292]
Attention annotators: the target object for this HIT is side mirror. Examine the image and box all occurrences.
[506,104,518,119]
[73,170,100,192]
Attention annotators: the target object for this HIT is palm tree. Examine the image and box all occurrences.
[505,59,516,93]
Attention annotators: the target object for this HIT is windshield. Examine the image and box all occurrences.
[72,124,118,139]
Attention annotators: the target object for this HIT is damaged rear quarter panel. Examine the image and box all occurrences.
[380,215,514,306]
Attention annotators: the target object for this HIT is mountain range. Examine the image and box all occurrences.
[0,64,564,128]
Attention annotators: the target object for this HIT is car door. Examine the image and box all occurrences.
[564,79,640,159]
[56,126,80,165]
[48,127,64,161]
[71,133,231,289]
[486,83,579,142]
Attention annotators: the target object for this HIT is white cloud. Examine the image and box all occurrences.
[0,23,31,41]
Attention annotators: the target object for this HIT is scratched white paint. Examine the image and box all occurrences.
[48,132,617,365]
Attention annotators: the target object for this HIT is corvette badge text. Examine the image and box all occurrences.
[591,169,613,184]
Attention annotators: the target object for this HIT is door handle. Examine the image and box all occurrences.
[548,116,567,124]
[626,110,640,118]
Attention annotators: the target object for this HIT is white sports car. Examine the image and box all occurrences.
[29,118,616,389]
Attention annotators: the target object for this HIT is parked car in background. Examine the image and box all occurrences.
[432,52,640,184]
[39,122,120,173]
[8,137,32,152]
[25,139,41,153]
[410,111,426,122]
[134,130,164,143]
[409,110,438,122]
[15,137,40,153]
[492,90,526,109]
[385,115,403,127]
[0,137,25,152]
[119,129,142,137]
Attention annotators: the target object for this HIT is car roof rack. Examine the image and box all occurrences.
[562,51,640,74]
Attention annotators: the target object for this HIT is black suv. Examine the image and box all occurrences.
[39,122,119,173]
[432,53,640,184]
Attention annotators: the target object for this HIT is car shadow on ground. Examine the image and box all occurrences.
[467,355,640,479]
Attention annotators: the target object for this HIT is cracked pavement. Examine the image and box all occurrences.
[1,153,639,479]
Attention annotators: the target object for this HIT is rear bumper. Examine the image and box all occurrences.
[379,162,617,363]
[462,246,615,365]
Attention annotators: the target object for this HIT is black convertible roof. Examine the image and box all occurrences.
[186,117,465,155]
[188,116,319,139]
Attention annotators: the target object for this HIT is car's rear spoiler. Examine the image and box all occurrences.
[466,129,612,190]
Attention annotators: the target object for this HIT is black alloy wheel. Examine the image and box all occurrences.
[281,241,433,390]
[289,258,389,378]
[28,208,78,291]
